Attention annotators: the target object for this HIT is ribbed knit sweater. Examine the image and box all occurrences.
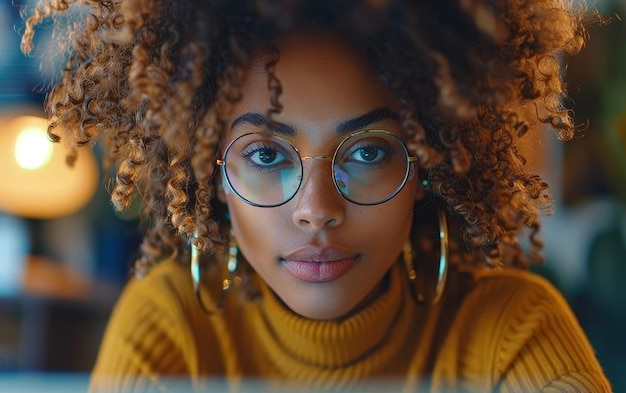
[89,260,612,392]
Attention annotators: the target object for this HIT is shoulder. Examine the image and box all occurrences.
[123,259,195,306]
[453,267,575,336]
[441,267,611,388]
[92,260,218,380]
[438,267,574,369]
[100,259,199,344]
[432,267,611,391]
[469,267,567,306]
[105,259,208,347]
[106,259,207,337]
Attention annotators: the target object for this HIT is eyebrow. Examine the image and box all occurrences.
[231,112,297,136]
[335,108,399,134]
[230,107,399,136]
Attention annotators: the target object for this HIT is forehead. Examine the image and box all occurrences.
[229,30,398,132]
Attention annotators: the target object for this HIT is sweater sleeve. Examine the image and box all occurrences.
[89,260,223,393]
[431,269,613,392]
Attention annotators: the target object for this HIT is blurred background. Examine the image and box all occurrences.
[0,1,142,388]
[0,0,625,391]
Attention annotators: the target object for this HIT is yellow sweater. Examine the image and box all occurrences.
[90,260,612,392]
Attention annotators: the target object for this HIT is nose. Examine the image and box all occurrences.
[291,159,345,230]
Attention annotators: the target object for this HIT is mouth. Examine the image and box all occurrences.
[280,246,360,283]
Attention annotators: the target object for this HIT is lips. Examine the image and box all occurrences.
[281,246,359,283]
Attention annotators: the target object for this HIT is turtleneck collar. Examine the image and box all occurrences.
[245,264,418,384]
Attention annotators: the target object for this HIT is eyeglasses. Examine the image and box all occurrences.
[216,130,417,207]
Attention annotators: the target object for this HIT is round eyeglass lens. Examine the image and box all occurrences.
[333,131,410,205]
[221,133,303,207]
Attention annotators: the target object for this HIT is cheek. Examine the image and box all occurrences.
[384,184,416,234]
[379,201,414,238]
[381,179,417,224]
[225,198,286,260]
[227,200,256,239]
[353,186,416,247]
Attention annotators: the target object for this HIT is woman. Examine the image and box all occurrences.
[22,0,612,392]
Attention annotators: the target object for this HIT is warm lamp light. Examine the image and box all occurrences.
[14,126,54,170]
[0,111,99,219]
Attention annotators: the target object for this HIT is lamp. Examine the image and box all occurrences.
[0,107,99,219]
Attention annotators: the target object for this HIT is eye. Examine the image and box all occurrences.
[253,147,281,165]
[344,141,390,165]
[241,141,293,170]
[351,146,381,162]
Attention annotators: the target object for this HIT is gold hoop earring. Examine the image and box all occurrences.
[190,229,215,314]
[190,228,243,313]
[219,229,242,306]
[403,206,449,306]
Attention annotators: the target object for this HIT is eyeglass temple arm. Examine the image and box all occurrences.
[408,156,418,179]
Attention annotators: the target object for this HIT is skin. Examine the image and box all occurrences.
[219,30,424,321]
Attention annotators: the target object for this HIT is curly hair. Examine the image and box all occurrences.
[21,0,585,275]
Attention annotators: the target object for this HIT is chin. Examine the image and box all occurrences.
[282,287,367,321]
[291,304,354,321]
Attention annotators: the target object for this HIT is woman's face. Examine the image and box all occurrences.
[220,31,420,320]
